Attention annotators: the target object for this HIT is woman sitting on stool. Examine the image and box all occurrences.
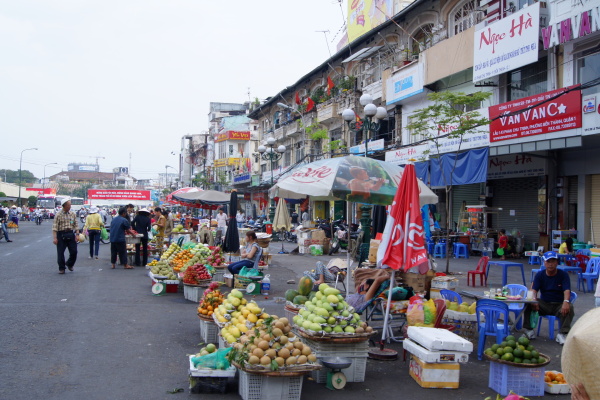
[227,231,262,275]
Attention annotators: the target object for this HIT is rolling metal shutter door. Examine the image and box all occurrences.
[567,176,578,204]
[452,184,481,228]
[493,177,539,242]
[591,175,600,244]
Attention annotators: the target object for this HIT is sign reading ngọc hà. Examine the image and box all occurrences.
[487,154,546,179]
[489,86,582,142]
[473,2,540,82]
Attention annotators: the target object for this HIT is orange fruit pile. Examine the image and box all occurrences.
[545,371,567,384]
[171,250,193,272]
[197,289,225,317]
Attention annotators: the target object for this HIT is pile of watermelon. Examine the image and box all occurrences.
[285,276,313,305]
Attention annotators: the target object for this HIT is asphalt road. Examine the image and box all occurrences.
[0,224,577,399]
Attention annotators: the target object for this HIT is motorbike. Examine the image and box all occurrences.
[35,214,43,225]
[243,217,265,232]
[329,221,361,255]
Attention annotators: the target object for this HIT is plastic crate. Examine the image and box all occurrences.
[184,285,205,302]
[489,362,545,396]
[218,335,231,349]
[189,376,228,394]
[199,319,218,344]
[212,269,226,283]
[310,355,367,383]
[238,369,303,400]
[299,336,369,357]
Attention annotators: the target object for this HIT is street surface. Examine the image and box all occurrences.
[1,223,584,399]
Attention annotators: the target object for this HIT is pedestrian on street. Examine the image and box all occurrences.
[9,205,19,226]
[291,210,299,228]
[236,210,245,228]
[110,207,132,269]
[153,207,166,250]
[216,208,228,237]
[132,208,152,267]
[83,206,104,259]
[301,209,309,225]
[163,209,174,244]
[0,207,13,242]
[52,198,80,274]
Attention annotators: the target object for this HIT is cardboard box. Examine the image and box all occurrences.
[223,274,234,288]
[368,239,381,263]
[298,230,312,240]
[431,276,459,290]
[299,246,310,254]
[409,355,460,389]
[398,270,436,293]
[311,229,326,241]
[298,239,311,247]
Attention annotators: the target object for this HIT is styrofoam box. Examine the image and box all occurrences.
[544,370,571,394]
[238,369,303,400]
[403,338,470,363]
[431,276,459,290]
[444,309,478,322]
[409,355,460,389]
[188,355,237,377]
[407,327,474,352]
[199,318,218,344]
[184,285,205,302]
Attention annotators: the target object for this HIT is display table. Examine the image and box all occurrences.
[485,261,526,286]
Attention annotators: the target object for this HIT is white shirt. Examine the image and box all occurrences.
[236,212,245,223]
[216,212,228,227]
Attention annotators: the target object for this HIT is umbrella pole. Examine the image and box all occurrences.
[278,229,288,254]
[380,269,395,348]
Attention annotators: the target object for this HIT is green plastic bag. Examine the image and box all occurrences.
[530,310,539,329]
[239,266,261,277]
[191,348,232,370]
[497,247,504,256]
[100,227,109,241]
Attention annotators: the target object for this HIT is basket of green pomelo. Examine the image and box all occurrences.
[483,335,550,367]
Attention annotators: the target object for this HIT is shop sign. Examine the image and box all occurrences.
[214,157,249,168]
[487,154,546,179]
[386,63,424,105]
[233,173,251,184]
[87,189,151,200]
[489,86,582,142]
[582,92,600,136]
[542,1,600,50]
[473,3,540,82]
[215,131,251,143]
[385,144,429,164]
[25,187,56,195]
[350,138,385,154]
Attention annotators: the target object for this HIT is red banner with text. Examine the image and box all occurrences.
[489,86,581,142]
[87,189,151,200]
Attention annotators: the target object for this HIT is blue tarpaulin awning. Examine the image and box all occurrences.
[411,148,488,187]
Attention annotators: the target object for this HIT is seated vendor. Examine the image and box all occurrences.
[227,231,262,275]
[346,276,389,311]
[303,261,345,286]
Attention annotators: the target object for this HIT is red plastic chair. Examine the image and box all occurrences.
[433,299,456,331]
[467,256,489,287]
[575,254,590,273]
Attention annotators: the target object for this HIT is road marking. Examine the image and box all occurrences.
[37,239,43,242]
[23,245,29,248]
[6,253,12,256]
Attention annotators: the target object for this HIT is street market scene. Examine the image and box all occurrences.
[2,1,600,399]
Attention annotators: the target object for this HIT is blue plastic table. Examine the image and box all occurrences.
[485,260,526,286]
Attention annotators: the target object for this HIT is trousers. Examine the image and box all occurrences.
[111,241,128,265]
[56,231,78,271]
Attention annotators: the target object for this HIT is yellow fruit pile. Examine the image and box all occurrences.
[214,289,270,343]
[446,300,477,314]
[545,371,567,384]
[170,249,194,272]
[229,316,318,371]
[147,260,159,267]
[7,222,18,228]
[197,289,225,318]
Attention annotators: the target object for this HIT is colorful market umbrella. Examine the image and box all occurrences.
[171,190,230,210]
[166,187,202,204]
[376,163,428,345]
[269,155,437,207]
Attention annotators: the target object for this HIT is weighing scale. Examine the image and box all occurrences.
[321,357,352,390]
[245,275,263,295]
[151,275,168,295]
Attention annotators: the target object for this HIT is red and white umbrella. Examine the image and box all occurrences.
[376,163,428,343]
[166,187,202,204]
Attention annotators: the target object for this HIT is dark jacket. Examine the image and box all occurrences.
[109,215,131,243]
[132,214,152,240]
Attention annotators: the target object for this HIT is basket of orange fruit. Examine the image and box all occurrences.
[197,282,225,321]
[170,249,194,273]
[545,370,570,394]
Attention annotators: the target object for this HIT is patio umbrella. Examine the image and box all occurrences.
[172,190,230,210]
[376,163,428,347]
[166,187,202,204]
[269,155,437,207]
[273,198,291,254]
[222,191,240,257]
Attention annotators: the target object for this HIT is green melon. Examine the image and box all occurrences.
[285,289,300,302]
[297,276,313,296]
[293,295,308,305]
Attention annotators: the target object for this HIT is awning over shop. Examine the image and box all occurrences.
[415,147,489,187]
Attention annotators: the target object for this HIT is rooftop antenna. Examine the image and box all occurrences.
[316,30,332,58]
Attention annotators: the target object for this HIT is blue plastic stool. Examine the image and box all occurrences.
[433,243,446,258]
[537,292,577,339]
[528,255,540,265]
[453,243,469,259]
[426,241,435,254]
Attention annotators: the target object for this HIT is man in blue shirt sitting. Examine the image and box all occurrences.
[523,251,574,345]
[109,207,132,269]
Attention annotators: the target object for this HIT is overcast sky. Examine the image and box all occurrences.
[0,0,346,181]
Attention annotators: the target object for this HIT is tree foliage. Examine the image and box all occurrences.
[0,169,38,185]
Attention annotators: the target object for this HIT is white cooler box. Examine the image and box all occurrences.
[403,338,470,363]
[407,327,474,353]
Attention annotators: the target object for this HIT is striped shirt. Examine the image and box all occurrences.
[52,209,78,232]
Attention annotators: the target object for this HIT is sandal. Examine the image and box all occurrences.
[111,265,116,269]
[124,266,134,269]
[58,270,65,274]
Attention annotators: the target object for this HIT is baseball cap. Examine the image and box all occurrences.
[542,251,558,261]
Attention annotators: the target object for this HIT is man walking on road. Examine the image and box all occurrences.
[52,198,80,274]
[0,207,12,242]
[110,207,132,269]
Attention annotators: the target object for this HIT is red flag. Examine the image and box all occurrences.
[327,76,335,95]
[377,164,427,271]
[306,97,315,112]
[246,158,251,172]
[295,92,301,105]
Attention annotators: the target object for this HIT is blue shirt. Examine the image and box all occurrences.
[533,269,570,303]
[109,215,131,243]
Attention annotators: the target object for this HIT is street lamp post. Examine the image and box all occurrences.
[165,165,176,189]
[18,147,38,208]
[43,162,58,192]
[342,94,387,245]
[257,137,286,222]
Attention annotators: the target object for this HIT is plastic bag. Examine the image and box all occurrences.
[423,299,437,325]
[406,299,424,326]
[100,227,109,241]
[382,287,413,301]
[191,348,232,370]
[530,310,539,329]
[309,245,323,256]
[239,266,261,277]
